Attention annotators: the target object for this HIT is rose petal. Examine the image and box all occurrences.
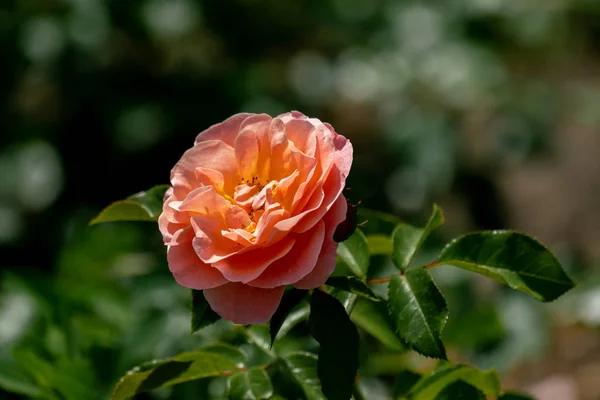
[294,194,347,289]
[191,216,244,263]
[171,140,239,197]
[293,163,344,233]
[248,220,325,288]
[239,114,273,184]
[167,228,227,290]
[212,236,296,283]
[203,283,285,324]
[195,167,225,193]
[195,113,254,147]
[279,115,318,157]
[235,130,260,182]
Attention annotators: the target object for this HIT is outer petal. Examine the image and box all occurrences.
[203,283,285,325]
[294,194,347,289]
[212,237,296,283]
[248,220,325,288]
[171,140,239,196]
[195,113,254,147]
[167,228,227,290]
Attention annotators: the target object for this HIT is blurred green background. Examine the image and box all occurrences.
[2,0,600,399]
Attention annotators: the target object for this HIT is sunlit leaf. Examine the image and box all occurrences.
[351,298,407,352]
[269,289,309,345]
[409,363,500,400]
[366,234,394,255]
[325,276,380,302]
[280,352,326,400]
[392,204,444,272]
[309,290,359,400]
[229,367,273,400]
[439,231,576,301]
[337,229,369,279]
[191,290,221,334]
[388,269,448,359]
[112,345,246,399]
[90,185,169,225]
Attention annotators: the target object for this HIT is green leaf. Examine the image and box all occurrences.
[392,204,444,271]
[337,229,369,279]
[356,209,402,236]
[438,231,577,302]
[498,392,536,400]
[434,380,486,400]
[201,344,248,368]
[275,303,310,340]
[112,346,245,399]
[351,298,407,352]
[191,290,221,334]
[309,290,359,400]
[0,360,45,398]
[280,352,326,400]
[90,185,170,225]
[269,289,309,345]
[392,370,422,399]
[229,367,273,400]
[387,269,448,359]
[366,234,394,255]
[325,276,381,302]
[409,364,501,400]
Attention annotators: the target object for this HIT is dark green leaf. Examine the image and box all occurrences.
[392,204,444,271]
[409,364,500,400]
[498,392,536,400]
[191,290,221,334]
[269,289,309,345]
[325,276,380,302]
[90,185,170,225]
[392,370,422,399]
[243,325,272,356]
[229,367,273,400]
[366,234,393,255]
[351,298,407,352]
[280,352,326,400]
[112,345,246,399]
[309,290,359,400]
[387,269,448,359]
[337,229,369,278]
[439,231,576,301]
[275,303,310,340]
[434,380,486,400]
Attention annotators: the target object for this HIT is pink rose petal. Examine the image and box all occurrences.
[203,283,285,325]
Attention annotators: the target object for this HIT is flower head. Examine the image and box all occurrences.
[159,112,353,324]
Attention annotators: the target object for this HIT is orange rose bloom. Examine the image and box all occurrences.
[159,112,352,324]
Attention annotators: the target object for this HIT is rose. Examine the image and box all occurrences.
[158,111,353,324]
